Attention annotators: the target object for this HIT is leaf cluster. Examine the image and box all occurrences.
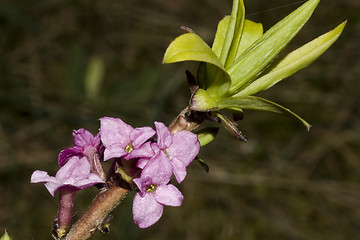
[163,0,346,132]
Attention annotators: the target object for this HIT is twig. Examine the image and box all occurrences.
[64,184,129,240]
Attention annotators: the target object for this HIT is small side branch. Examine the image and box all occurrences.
[64,184,129,240]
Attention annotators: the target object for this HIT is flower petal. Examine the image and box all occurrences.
[141,151,172,185]
[56,156,104,188]
[150,142,160,153]
[71,173,104,189]
[125,141,154,160]
[130,127,155,149]
[58,147,83,167]
[103,144,127,161]
[31,170,52,183]
[133,192,164,228]
[167,131,200,167]
[31,171,64,196]
[100,117,133,148]
[133,177,152,195]
[31,156,104,196]
[154,122,172,150]
[154,184,183,207]
[55,156,91,181]
[73,128,95,148]
[136,157,150,169]
[171,157,187,183]
[44,182,64,196]
[93,132,102,148]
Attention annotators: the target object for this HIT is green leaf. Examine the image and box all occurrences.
[227,0,320,94]
[163,32,225,72]
[235,19,263,59]
[219,0,245,68]
[235,21,346,97]
[213,111,248,141]
[203,64,231,97]
[116,167,133,183]
[196,157,210,173]
[212,15,230,59]
[1,230,13,240]
[218,96,311,130]
[163,32,232,96]
[197,63,231,98]
[190,88,218,111]
[197,62,207,88]
[205,0,245,96]
[196,127,219,146]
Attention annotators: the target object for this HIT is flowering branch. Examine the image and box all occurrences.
[63,115,197,240]
[30,0,345,239]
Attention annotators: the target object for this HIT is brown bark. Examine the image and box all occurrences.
[64,184,129,240]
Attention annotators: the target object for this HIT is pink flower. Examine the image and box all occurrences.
[132,151,183,228]
[31,156,104,196]
[148,121,200,183]
[100,117,155,161]
[58,128,103,167]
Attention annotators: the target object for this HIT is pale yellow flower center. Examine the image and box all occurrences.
[146,184,156,192]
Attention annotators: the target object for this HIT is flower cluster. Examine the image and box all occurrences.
[31,129,106,196]
[31,117,200,229]
[100,117,200,228]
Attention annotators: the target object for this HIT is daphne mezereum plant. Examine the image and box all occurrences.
[28,0,345,239]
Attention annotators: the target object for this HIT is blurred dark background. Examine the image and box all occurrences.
[0,0,359,239]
